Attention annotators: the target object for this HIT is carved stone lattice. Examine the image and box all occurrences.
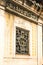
[16,27,29,55]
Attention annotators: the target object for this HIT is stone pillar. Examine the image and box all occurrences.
[9,14,14,57]
[4,12,14,58]
[32,23,37,57]
[0,6,5,64]
[37,23,42,65]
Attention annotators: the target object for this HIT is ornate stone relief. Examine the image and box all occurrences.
[16,27,29,55]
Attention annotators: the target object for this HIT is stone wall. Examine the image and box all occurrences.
[0,8,42,65]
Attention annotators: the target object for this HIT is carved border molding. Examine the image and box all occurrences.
[0,0,43,23]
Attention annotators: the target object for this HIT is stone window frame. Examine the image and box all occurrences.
[14,26,32,59]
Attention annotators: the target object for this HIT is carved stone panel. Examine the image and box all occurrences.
[16,27,29,55]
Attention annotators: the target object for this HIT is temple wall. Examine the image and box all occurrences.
[0,8,42,65]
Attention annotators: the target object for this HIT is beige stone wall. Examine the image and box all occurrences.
[4,12,37,57]
[3,12,37,65]
[0,8,42,65]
